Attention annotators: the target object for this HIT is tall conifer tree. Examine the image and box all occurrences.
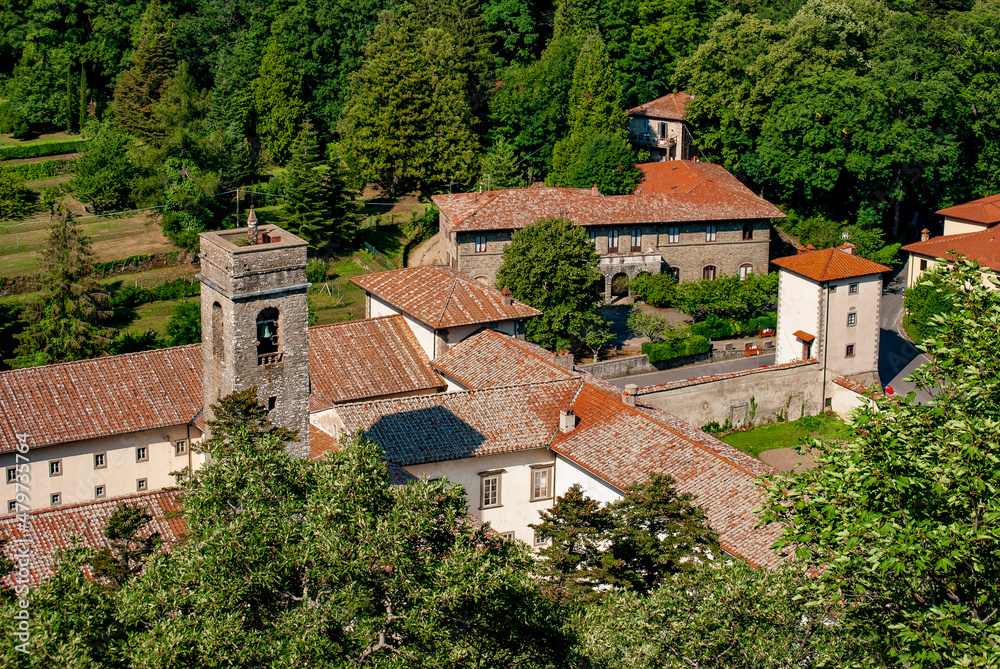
[112,0,177,139]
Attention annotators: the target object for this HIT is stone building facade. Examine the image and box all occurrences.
[627,92,694,162]
[198,221,311,457]
[432,161,782,297]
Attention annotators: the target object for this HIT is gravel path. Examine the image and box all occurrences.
[408,232,444,267]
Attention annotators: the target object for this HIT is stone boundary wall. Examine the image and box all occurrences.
[636,359,822,430]
[577,354,655,379]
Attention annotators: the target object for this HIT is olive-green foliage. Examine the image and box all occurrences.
[0,140,88,161]
[72,121,136,212]
[641,334,710,364]
[760,257,1000,667]
[673,272,778,321]
[0,171,38,221]
[630,270,677,307]
[903,264,958,345]
[339,13,479,195]
[495,216,605,351]
[164,300,201,346]
[531,475,719,602]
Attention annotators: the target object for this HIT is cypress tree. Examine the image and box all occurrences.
[251,40,306,166]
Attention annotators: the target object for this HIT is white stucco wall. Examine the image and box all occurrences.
[367,294,442,360]
[943,217,990,236]
[0,426,205,510]
[775,270,821,364]
[404,448,556,545]
[824,274,882,379]
[553,454,622,506]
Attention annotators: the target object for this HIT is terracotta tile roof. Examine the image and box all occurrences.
[431,330,575,388]
[628,92,694,121]
[336,379,580,466]
[309,315,445,403]
[309,424,340,459]
[0,490,184,588]
[0,345,203,453]
[432,167,785,233]
[636,359,818,394]
[309,394,335,413]
[792,331,815,343]
[902,227,1000,272]
[551,384,783,567]
[634,161,755,197]
[337,379,783,566]
[350,265,541,328]
[832,376,884,398]
[936,192,1000,225]
[772,246,890,282]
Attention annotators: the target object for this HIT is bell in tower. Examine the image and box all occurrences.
[196,211,311,457]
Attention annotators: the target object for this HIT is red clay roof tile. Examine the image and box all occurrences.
[431,330,575,389]
[628,92,695,121]
[350,265,541,328]
[936,192,1000,225]
[902,227,1000,271]
[772,246,890,282]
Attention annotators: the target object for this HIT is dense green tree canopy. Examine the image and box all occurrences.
[494,216,605,351]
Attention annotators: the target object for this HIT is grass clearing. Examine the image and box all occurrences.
[721,413,853,458]
[0,131,79,146]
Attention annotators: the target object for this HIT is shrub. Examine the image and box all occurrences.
[0,139,88,161]
[165,301,201,346]
[306,260,329,284]
[107,330,164,355]
[642,333,710,364]
[611,274,630,296]
[630,271,676,308]
[94,254,155,276]
[0,159,77,182]
[109,285,154,309]
[691,314,732,339]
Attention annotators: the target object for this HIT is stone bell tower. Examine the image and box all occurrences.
[197,209,310,457]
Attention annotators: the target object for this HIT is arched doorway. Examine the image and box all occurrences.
[611,272,630,298]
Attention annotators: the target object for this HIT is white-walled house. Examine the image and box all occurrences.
[351,265,541,360]
[902,193,1000,288]
[773,244,890,397]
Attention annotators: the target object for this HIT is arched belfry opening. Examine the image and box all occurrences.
[256,307,280,363]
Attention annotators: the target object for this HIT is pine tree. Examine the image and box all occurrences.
[282,123,359,251]
[251,39,306,165]
[11,206,110,367]
[339,13,479,194]
[479,137,525,189]
[112,0,177,139]
[549,34,629,186]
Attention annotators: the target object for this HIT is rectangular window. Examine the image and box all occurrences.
[475,235,487,253]
[533,531,547,547]
[608,229,620,253]
[667,227,679,244]
[94,453,106,469]
[847,312,857,326]
[588,230,597,244]
[500,531,515,541]
[531,466,553,501]
[658,122,667,139]
[849,283,859,294]
[738,264,753,281]
[668,267,680,282]
[7,501,15,513]
[480,472,502,509]
[920,259,928,271]
[95,485,106,500]
[846,344,856,358]
[706,225,717,242]
[49,460,61,477]
[136,447,148,462]
[136,478,148,492]
[174,440,188,456]
[630,228,642,252]
[6,468,17,484]
[50,493,61,506]
[742,222,753,240]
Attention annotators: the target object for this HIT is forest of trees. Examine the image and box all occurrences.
[1,0,997,249]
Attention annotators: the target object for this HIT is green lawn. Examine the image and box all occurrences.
[721,413,853,458]
[0,131,79,145]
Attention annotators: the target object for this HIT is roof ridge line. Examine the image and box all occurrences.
[545,378,586,449]
[332,377,580,408]
[0,343,201,377]
[494,331,576,377]
[436,274,462,328]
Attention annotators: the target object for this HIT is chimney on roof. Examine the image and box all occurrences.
[805,244,816,251]
[841,242,855,255]
[552,350,574,371]
[500,286,513,307]
[921,228,931,242]
[559,409,576,433]
[592,184,600,196]
[247,206,258,245]
[622,383,638,407]
[797,245,806,254]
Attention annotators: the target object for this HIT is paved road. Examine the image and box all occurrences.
[878,269,934,404]
[609,353,776,389]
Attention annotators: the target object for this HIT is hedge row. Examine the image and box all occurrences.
[0,158,77,181]
[110,278,200,309]
[0,139,88,161]
[690,314,777,340]
[641,335,710,364]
